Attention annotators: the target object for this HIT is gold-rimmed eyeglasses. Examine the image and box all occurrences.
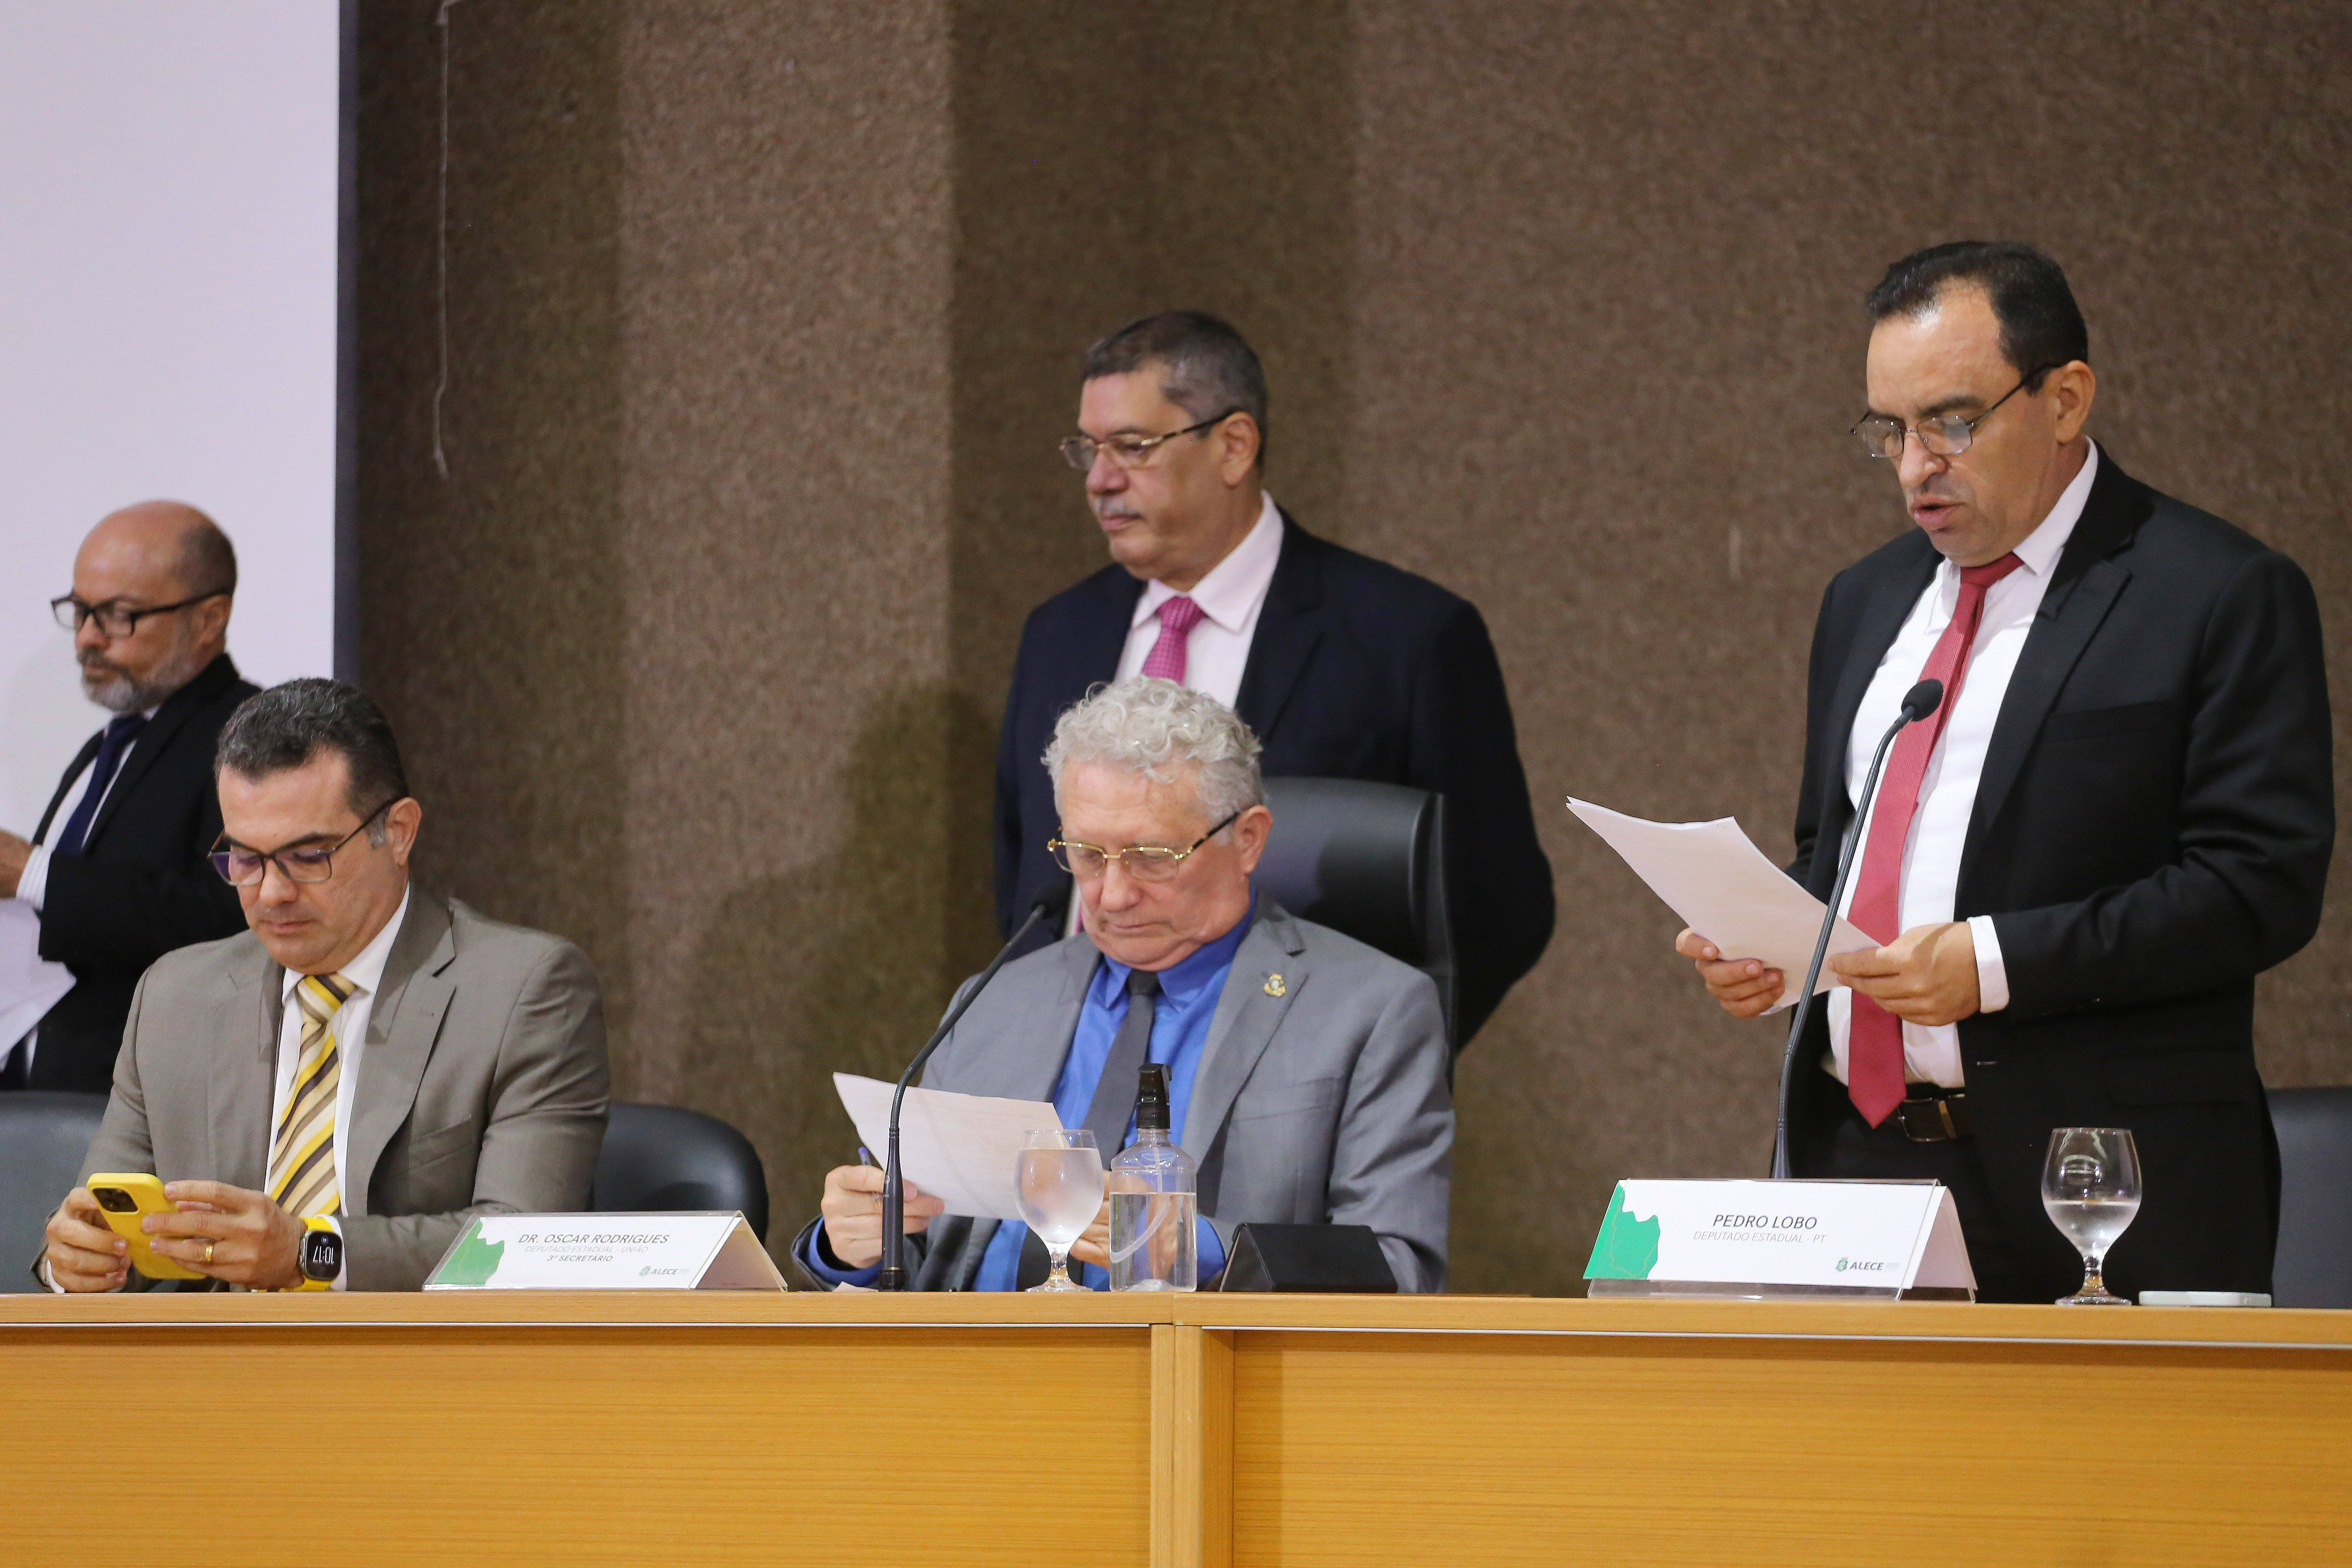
[1048,809,1242,882]
[208,799,401,887]
[1059,411,1237,472]
[1850,366,2056,462]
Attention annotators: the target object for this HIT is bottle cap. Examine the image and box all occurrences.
[1133,1062,1171,1132]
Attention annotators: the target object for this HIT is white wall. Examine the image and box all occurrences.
[0,1,340,831]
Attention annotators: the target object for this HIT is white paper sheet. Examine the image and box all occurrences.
[0,900,74,1047]
[833,1073,1061,1222]
[1566,798,1876,1013]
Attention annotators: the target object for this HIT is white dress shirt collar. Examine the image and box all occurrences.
[1988,438,2098,585]
[1132,490,1284,633]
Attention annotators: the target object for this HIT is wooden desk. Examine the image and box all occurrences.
[5,1292,2346,1566]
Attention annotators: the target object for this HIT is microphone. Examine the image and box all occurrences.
[1769,677,1943,1180]
[877,874,1075,1290]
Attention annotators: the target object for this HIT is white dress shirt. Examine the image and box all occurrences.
[1112,490,1284,707]
[270,888,411,1289]
[1825,442,2100,1089]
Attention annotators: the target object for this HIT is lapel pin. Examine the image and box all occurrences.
[1264,973,1286,998]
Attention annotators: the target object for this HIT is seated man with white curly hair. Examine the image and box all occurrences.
[795,677,1452,1292]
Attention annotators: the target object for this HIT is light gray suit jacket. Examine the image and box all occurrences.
[76,890,610,1291]
[924,901,1453,1292]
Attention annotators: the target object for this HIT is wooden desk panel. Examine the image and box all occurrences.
[1225,1322,2352,1567]
[0,1299,1154,1568]
[5,1293,2346,1568]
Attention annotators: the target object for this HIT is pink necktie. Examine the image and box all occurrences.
[1140,596,1207,683]
[1844,552,2024,1127]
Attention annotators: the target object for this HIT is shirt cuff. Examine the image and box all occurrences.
[16,843,51,911]
[1968,915,2009,1014]
[1197,1216,1227,1281]
[797,1222,882,1288]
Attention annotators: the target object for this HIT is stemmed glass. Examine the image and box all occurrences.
[2041,1127,2142,1306]
[1015,1128,1104,1293]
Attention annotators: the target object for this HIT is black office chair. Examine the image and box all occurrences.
[2271,1085,2352,1308]
[591,1102,770,1243]
[0,1091,110,1292]
[1256,777,1457,1053]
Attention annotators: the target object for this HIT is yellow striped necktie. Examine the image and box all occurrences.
[269,972,356,1219]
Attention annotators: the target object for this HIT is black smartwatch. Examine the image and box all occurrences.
[292,1217,343,1290]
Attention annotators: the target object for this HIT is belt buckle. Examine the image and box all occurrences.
[1898,1095,1960,1143]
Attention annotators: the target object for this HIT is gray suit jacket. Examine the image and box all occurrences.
[75,890,610,1291]
[923,901,1453,1292]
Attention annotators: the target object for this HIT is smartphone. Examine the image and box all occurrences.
[86,1173,205,1280]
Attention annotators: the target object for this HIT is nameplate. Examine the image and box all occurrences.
[1584,1179,1975,1298]
[424,1212,786,1291]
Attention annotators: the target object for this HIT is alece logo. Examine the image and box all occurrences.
[1837,1257,1848,1272]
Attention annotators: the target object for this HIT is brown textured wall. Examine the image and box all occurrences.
[359,1,2351,1284]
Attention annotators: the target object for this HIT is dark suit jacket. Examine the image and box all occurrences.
[994,511,1555,1045]
[1786,452,2333,1300]
[26,653,257,1092]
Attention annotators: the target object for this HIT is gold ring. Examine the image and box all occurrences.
[205,1242,215,1265]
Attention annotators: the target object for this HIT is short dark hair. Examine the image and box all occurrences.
[180,516,238,597]
[1082,310,1270,467]
[1865,241,2089,392]
[216,679,411,825]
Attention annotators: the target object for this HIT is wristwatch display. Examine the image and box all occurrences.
[291,1216,342,1291]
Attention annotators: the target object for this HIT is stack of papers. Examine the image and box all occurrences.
[833,1073,1060,1221]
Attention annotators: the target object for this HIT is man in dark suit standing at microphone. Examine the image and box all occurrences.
[0,502,257,1092]
[996,311,1554,1047]
[1677,243,2332,1303]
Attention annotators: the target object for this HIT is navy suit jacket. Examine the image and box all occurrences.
[993,511,1555,1045]
[25,654,257,1092]
[1786,453,2332,1300]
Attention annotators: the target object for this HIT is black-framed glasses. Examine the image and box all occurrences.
[1048,809,1243,882]
[1058,412,1237,472]
[208,799,401,887]
[1850,367,2057,462]
[52,590,229,640]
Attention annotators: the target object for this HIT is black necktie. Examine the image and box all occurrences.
[1081,968,1160,1160]
[52,714,149,856]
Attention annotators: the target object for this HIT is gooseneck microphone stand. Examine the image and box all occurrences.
[1769,679,1944,1180]
[877,876,1074,1291]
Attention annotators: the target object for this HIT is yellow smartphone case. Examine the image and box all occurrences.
[86,1173,205,1281]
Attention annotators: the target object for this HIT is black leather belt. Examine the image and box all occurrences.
[1896,1086,1972,1143]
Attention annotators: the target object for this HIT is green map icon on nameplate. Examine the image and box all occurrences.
[437,1219,505,1287]
[1584,1183,1661,1280]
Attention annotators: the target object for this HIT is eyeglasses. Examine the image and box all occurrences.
[1850,367,2056,462]
[1048,809,1242,882]
[52,591,229,640]
[208,799,401,887]
[1059,412,1236,472]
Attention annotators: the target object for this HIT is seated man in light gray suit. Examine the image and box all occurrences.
[798,677,1452,1292]
[39,678,608,1293]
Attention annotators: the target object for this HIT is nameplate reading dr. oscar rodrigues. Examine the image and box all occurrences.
[514,1228,676,1267]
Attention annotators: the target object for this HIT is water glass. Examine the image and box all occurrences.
[1015,1128,1104,1293]
[2041,1127,2142,1306]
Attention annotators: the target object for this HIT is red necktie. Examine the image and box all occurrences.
[1844,552,2023,1126]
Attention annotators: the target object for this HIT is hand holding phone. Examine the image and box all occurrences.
[85,1173,205,1281]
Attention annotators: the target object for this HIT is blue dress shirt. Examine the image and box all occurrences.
[803,896,1251,1290]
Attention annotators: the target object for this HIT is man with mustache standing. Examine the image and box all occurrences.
[0,501,257,1092]
[997,312,1553,1049]
[1675,243,2332,1303]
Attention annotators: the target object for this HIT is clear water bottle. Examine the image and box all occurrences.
[1108,1063,1197,1292]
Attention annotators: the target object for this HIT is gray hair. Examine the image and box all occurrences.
[1044,678,1263,827]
